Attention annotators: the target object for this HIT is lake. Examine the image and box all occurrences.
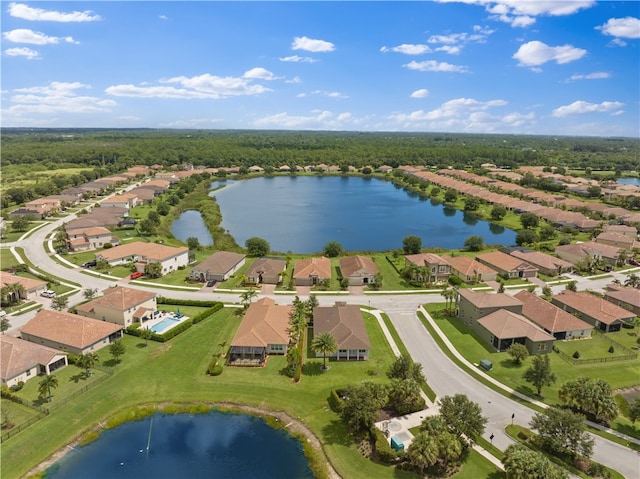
[171,210,213,246]
[211,176,516,253]
[617,177,640,187]
[45,411,313,479]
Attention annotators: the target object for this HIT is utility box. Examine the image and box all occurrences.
[480,359,493,371]
[390,436,404,451]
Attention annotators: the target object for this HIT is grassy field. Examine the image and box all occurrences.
[0,248,21,270]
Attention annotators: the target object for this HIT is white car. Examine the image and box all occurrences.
[40,290,56,298]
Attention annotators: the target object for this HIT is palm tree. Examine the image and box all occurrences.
[240,288,257,309]
[38,374,59,403]
[407,432,439,474]
[625,273,640,288]
[80,352,99,378]
[311,332,338,370]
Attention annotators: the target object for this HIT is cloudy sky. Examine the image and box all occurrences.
[2,1,639,136]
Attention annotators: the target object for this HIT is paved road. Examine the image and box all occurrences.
[5,215,640,478]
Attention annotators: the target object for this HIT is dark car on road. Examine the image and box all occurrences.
[206,280,217,287]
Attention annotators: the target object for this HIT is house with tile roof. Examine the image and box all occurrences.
[96,241,189,275]
[228,298,291,365]
[595,232,639,252]
[476,309,555,354]
[0,271,47,300]
[293,256,331,286]
[509,250,574,277]
[100,193,138,209]
[404,253,451,283]
[602,224,638,239]
[75,286,157,327]
[66,226,119,252]
[339,255,379,286]
[189,251,246,282]
[476,251,538,279]
[20,310,123,355]
[604,284,640,317]
[551,290,636,332]
[313,302,370,361]
[555,241,623,267]
[1,335,68,388]
[244,257,286,285]
[514,290,593,340]
[456,289,523,325]
[441,254,497,283]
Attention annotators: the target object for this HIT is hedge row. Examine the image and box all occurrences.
[156,297,219,307]
[371,427,400,464]
[328,389,344,413]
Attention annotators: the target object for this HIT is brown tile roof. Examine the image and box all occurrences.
[441,255,497,277]
[313,302,370,350]
[339,255,379,278]
[457,288,523,309]
[552,290,635,325]
[604,286,640,309]
[0,271,47,292]
[514,290,593,333]
[231,298,291,347]
[1,335,67,381]
[476,251,538,273]
[76,286,156,313]
[478,309,555,342]
[555,241,622,260]
[509,250,573,272]
[245,258,286,278]
[97,242,188,262]
[293,256,332,280]
[21,310,123,349]
[405,253,449,267]
[193,251,246,274]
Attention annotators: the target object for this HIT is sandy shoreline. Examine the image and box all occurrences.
[24,402,341,479]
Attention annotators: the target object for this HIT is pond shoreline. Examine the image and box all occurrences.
[25,402,340,479]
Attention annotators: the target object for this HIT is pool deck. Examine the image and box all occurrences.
[141,311,190,333]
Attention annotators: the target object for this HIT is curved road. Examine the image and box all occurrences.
[7,214,640,479]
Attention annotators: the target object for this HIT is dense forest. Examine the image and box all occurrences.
[2,128,639,172]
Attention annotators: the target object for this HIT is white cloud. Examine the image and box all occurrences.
[3,28,78,45]
[285,76,302,84]
[6,81,115,115]
[253,110,361,129]
[311,90,348,99]
[437,1,595,27]
[596,17,640,40]
[161,118,225,128]
[513,41,586,67]
[8,2,102,22]
[159,15,168,21]
[380,44,431,55]
[279,55,317,63]
[106,73,272,99]
[242,67,279,80]
[403,60,468,73]
[552,100,625,117]
[291,36,335,53]
[565,72,610,82]
[410,89,430,98]
[4,47,40,59]
[435,45,462,55]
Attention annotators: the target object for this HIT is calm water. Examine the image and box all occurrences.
[617,177,640,187]
[45,411,313,479]
[211,176,516,253]
[171,210,213,246]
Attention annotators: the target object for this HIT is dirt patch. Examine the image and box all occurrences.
[616,386,640,403]
[24,402,342,479]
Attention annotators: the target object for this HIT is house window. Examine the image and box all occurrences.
[26,369,31,376]
[538,343,547,351]
[439,266,447,272]
[431,267,436,273]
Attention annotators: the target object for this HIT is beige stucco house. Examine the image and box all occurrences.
[313,302,370,361]
[339,255,379,286]
[244,257,286,285]
[189,251,246,282]
[293,257,331,286]
[96,242,189,275]
[75,286,157,327]
[1,335,68,388]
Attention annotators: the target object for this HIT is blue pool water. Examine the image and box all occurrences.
[150,317,180,334]
[45,411,313,479]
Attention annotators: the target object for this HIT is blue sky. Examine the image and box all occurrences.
[2,1,639,136]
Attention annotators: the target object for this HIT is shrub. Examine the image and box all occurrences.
[588,461,611,479]
[103,243,113,249]
[608,345,615,354]
[448,275,463,286]
[10,381,24,392]
[573,351,581,359]
[372,428,398,464]
[328,389,345,413]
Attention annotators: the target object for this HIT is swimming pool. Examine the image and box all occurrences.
[150,317,180,334]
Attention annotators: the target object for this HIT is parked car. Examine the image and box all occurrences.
[206,280,217,287]
[130,272,143,280]
[82,261,97,268]
[40,290,56,298]
[629,259,640,266]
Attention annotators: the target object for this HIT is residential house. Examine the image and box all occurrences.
[378,165,393,173]
[602,224,638,239]
[0,271,47,300]
[457,288,523,325]
[228,298,291,364]
[339,255,379,286]
[20,310,123,355]
[24,198,61,217]
[476,251,538,279]
[127,187,156,204]
[293,257,331,286]
[1,335,68,388]
[604,284,640,317]
[245,258,286,285]
[75,286,158,327]
[476,309,555,354]
[551,290,636,332]
[509,250,574,277]
[404,253,451,283]
[313,302,370,361]
[96,242,189,275]
[595,232,639,252]
[66,226,119,252]
[189,251,246,282]
[555,241,623,267]
[514,290,593,340]
[441,254,498,283]
[100,193,138,209]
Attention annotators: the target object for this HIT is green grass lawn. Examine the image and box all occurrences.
[554,333,636,361]
[0,248,21,270]
[1,399,44,435]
